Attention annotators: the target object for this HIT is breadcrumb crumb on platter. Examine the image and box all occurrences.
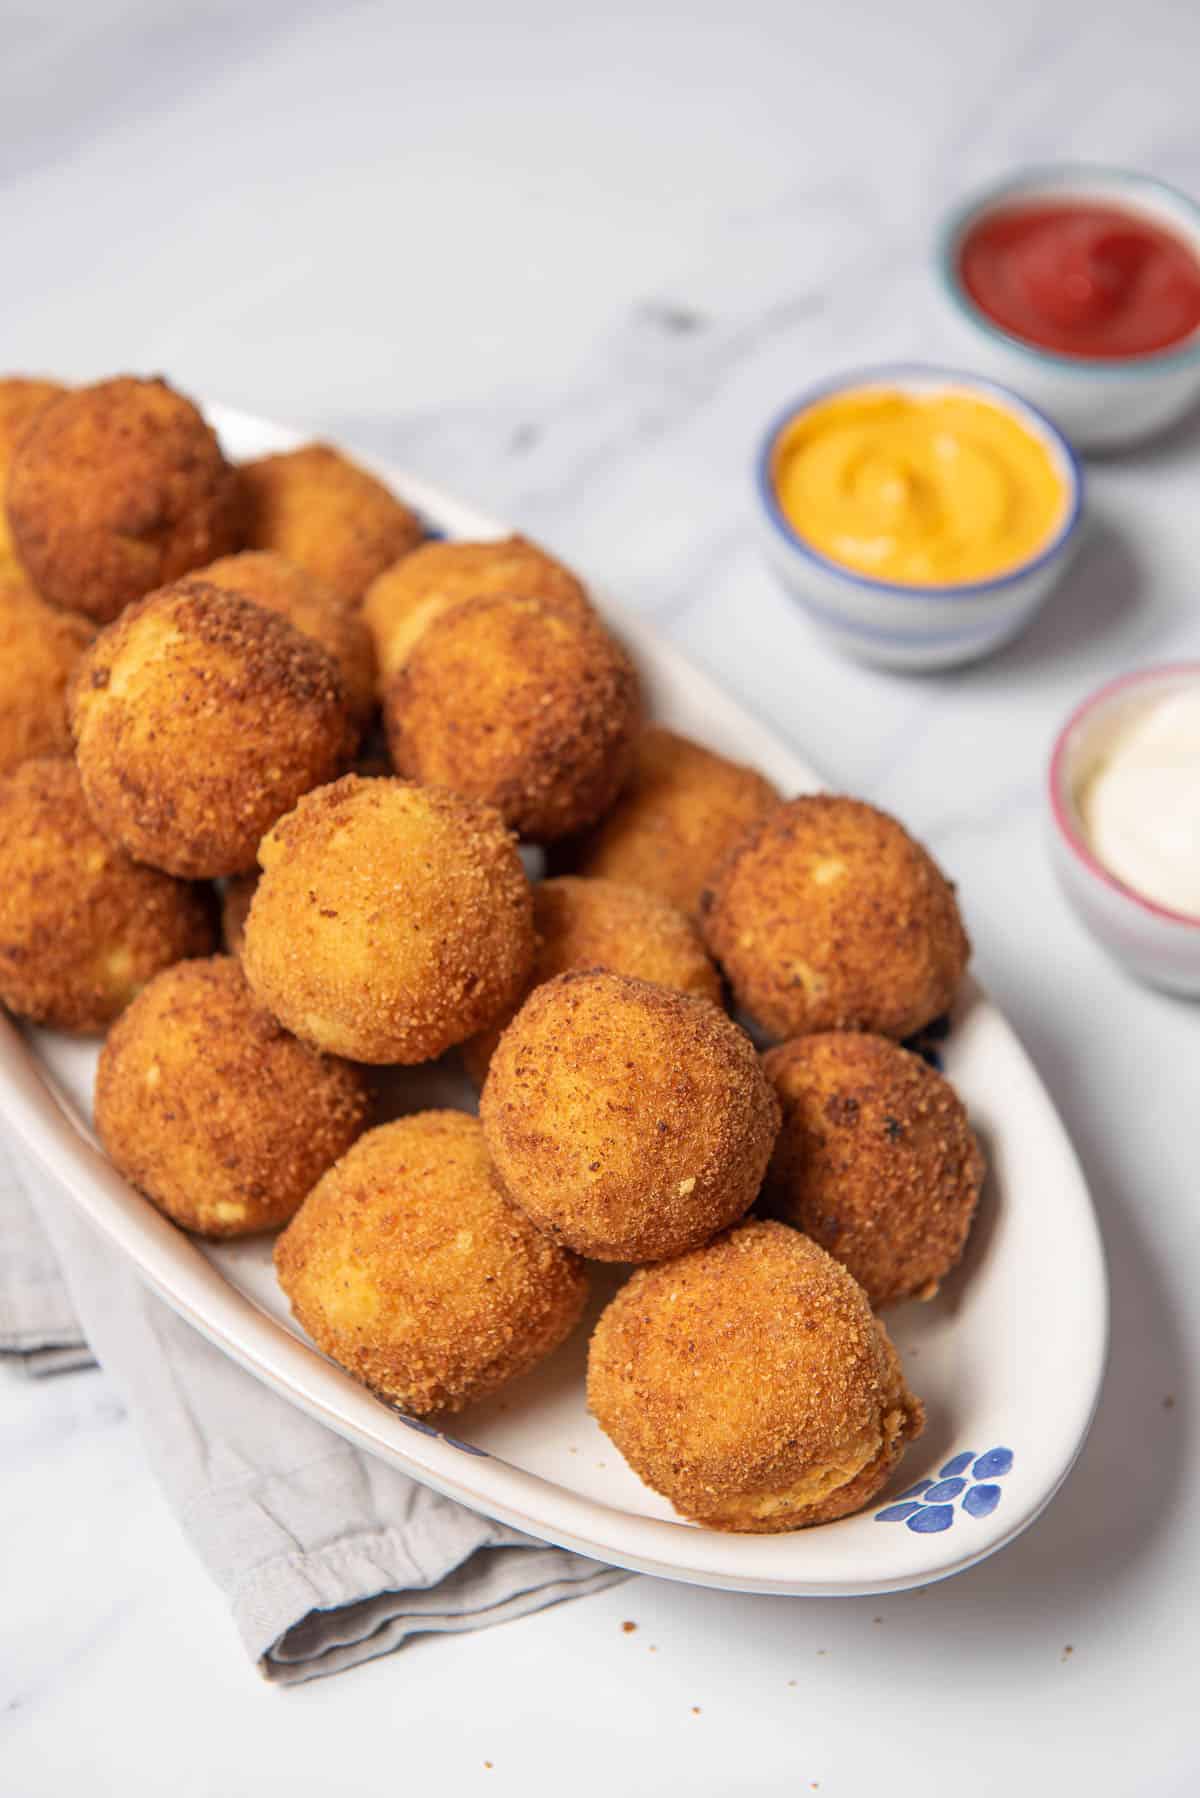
[0,405,1107,1600]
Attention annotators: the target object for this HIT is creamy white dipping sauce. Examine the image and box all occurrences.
[1077,685,1200,918]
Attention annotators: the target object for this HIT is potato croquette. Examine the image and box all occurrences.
[479,969,778,1261]
[384,594,640,842]
[70,578,353,878]
[96,957,369,1238]
[0,759,214,1032]
[242,775,534,1064]
[0,574,94,774]
[199,550,377,728]
[221,872,257,958]
[6,377,241,622]
[275,1112,588,1414]
[363,535,591,679]
[462,875,722,1085]
[587,1219,924,1531]
[761,1034,984,1307]
[238,443,425,606]
[570,727,780,918]
[0,378,65,570]
[701,795,969,1042]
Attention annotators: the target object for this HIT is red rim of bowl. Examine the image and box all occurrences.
[1049,662,1200,930]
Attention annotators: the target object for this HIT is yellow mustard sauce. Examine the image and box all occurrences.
[771,387,1069,586]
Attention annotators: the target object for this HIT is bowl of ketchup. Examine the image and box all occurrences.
[939,166,1200,449]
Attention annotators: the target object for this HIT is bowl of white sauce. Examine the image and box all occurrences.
[1049,664,1200,995]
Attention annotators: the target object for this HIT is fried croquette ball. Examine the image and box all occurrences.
[199,550,376,728]
[761,1034,984,1307]
[384,594,640,842]
[0,378,65,570]
[587,1219,924,1531]
[242,775,534,1064]
[571,727,780,918]
[479,969,778,1262]
[701,795,970,1042]
[6,377,241,622]
[96,956,369,1238]
[238,443,425,606]
[0,574,94,774]
[274,1111,588,1414]
[221,872,256,958]
[0,759,215,1032]
[461,875,722,1085]
[70,578,353,878]
[363,535,591,680]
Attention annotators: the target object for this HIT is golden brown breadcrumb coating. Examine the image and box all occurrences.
[242,775,534,1064]
[479,969,778,1261]
[238,443,425,605]
[220,872,257,958]
[363,534,591,680]
[761,1033,984,1307]
[701,795,969,1041]
[461,875,722,1086]
[70,578,353,877]
[0,573,94,774]
[0,759,214,1032]
[199,550,377,728]
[0,377,65,571]
[96,956,369,1238]
[275,1111,589,1414]
[5,377,241,622]
[587,1219,924,1531]
[569,726,780,918]
[384,594,641,842]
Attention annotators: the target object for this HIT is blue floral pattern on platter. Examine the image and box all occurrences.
[875,1447,1013,1531]
[902,1013,952,1071]
[394,1412,491,1457]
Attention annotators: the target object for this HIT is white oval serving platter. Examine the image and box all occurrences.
[0,405,1108,1597]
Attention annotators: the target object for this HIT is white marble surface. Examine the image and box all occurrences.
[2,1,1199,1791]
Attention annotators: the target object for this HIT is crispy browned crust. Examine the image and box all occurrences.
[567,726,780,918]
[0,377,65,451]
[479,969,778,1261]
[586,1219,924,1532]
[761,1033,984,1307]
[242,775,534,1064]
[274,1111,589,1414]
[69,577,354,877]
[5,377,242,621]
[0,574,94,774]
[383,593,641,843]
[700,794,970,1041]
[0,378,65,570]
[96,955,369,1238]
[220,871,257,958]
[199,550,377,728]
[362,534,591,679]
[461,875,722,1085]
[0,758,215,1032]
[238,443,426,605]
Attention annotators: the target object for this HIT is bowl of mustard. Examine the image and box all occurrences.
[757,365,1083,671]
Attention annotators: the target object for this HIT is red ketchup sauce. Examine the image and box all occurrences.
[958,200,1200,359]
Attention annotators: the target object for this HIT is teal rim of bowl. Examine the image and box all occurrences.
[937,162,1200,377]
